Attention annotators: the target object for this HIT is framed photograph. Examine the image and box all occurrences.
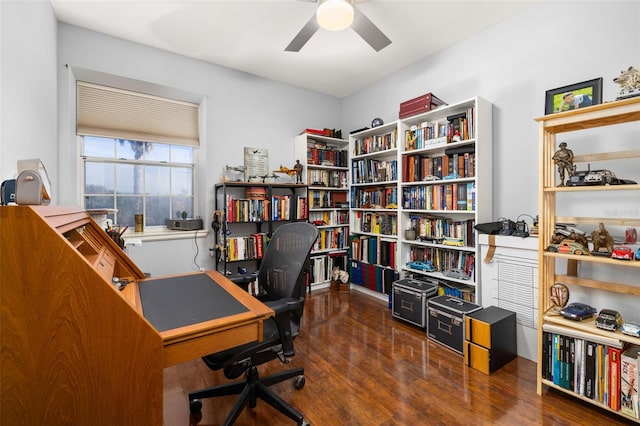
[545,77,603,114]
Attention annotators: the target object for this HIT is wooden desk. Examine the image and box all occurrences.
[0,206,273,425]
[124,271,273,367]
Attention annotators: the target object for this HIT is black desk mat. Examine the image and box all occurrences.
[138,273,248,332]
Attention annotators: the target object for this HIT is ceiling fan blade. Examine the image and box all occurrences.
[285,15,319,52]
[352,7,391,52]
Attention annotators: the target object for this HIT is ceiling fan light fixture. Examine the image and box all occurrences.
[316,0,354,31]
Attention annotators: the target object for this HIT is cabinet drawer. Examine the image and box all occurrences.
[465,317,492,348]
[464,341,491,375]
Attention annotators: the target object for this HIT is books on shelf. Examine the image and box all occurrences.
[402,183,475,211]
[541,323,640,417]
[352,130,398,156]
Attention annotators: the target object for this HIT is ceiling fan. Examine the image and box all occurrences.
[285,0,391,52]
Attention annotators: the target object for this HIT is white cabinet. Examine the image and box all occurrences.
[479,234,538,361]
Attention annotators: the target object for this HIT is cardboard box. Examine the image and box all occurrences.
[399,93,446,119]
[427,295,481,354]
[392,278,439,328]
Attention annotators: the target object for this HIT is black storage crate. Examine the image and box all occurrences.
[392,278,438,328]
[427,295,481,354]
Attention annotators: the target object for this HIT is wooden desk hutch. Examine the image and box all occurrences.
[0,206,273,425]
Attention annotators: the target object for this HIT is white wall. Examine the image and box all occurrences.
[341,1,640,221]
[0,1,58,190]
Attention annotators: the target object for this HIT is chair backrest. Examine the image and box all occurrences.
[258,222,318,302]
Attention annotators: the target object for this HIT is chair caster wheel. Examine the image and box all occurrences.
[294,375,305,389]
[189,398,202,414]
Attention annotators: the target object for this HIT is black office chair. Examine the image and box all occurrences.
[189,222,318,426]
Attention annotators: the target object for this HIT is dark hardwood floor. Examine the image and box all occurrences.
[164,288,631,425]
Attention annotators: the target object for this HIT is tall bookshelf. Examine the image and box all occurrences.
[349,122,400,299]
[535,97,640,422]
[214,181,308,293]
[397,97,493,304]
[294,133,350,287]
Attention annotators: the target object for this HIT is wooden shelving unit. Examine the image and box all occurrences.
[535,97,640,423]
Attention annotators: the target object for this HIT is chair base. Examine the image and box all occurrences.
[188,365,306,426]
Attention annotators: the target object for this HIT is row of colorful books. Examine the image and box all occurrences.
[352,130,398,156]
[226,194,308,222]
[313,227,349,252]
[408,246,475,279]
[351,186,398,209]
[306,145,348,167]
[308,210,349,227]
[307,168,348,188]
[407,216,475,247]
[402,183,475,211]
[349,260,399,295]
[402,150,475,182]
[225,232,267,262]
[352,211,397,236]
[542,323,640,418]
[403,106,475,151]
[350,236,396,269]
[351,158,398,184]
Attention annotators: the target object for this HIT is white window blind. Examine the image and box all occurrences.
[76,81,199,146]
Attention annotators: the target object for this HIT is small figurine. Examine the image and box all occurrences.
[613,66,640,100]
[552,142,574,186]
[293,159,304,183]
[591,222,614,254]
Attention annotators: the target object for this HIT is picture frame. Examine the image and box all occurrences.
[545,77,603,114]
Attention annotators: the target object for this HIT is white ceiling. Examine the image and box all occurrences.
[50,0,535,98]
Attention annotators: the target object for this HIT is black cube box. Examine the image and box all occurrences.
[392,278,439,328]
[464,306,517,374]
[427,295,481,354]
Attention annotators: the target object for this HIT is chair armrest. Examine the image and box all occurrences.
[264,298,301,357]
[229,274,257,292]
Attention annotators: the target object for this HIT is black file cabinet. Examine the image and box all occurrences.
[464,306,516,374]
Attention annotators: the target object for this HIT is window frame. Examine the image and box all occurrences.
[79,135,204,240]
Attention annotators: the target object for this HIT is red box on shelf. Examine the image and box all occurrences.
[399,93,446,119]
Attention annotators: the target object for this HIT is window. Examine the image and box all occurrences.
[76,81,200,230]
[82,136,196,229]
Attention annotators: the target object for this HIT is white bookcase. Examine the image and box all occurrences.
[294,133,350,287]
[348,122,400,299]
[397,97,493,304]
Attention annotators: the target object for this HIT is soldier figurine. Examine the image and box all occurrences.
[552,142,574,186]
[293,159,304,183]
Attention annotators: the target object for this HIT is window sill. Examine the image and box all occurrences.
[123,227,208,244]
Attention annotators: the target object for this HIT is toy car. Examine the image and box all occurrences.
[595,309,622,331]
[584,169,617,185]
[418,235,443,244]
[442,269,470,280]
[621,321,640,337]
[406,260,436,272]
[565,169,589,187]
[560,302,597,321]
[546,239,590,255]
[611,246,633,260]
